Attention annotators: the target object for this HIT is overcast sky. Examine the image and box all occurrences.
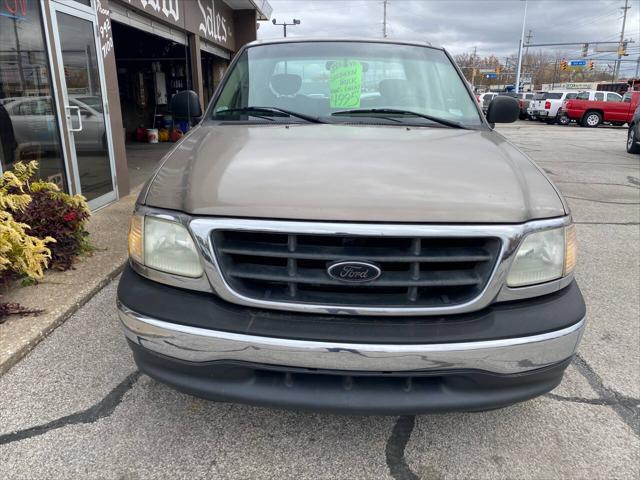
[257,0,640,77]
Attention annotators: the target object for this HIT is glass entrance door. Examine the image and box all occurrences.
[49,3,116,209]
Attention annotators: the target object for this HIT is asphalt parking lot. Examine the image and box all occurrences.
[1,121,638,480]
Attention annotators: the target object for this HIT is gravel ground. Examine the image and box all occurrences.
[1,120,638,480]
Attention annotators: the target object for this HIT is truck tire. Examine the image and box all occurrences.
[582,111,602,128]
[627,125,640,154]
[558,114,570,126]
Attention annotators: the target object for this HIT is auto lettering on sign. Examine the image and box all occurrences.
[127,0,180,22]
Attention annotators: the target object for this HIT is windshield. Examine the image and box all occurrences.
[211,41,481,126]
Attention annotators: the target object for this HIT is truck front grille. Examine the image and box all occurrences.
[212,231,501,308]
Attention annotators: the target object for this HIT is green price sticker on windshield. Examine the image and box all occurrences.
[330,60,363,109]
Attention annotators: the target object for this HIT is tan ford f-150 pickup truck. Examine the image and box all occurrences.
[118,38,585,414]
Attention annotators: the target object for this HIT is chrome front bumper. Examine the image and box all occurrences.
[118,302,586,376]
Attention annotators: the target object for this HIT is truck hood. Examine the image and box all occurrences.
[143,123,566,223]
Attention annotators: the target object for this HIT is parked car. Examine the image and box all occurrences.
[3,95,106,154]
[626,102,640,153]
[118,38,585,415]
[563,90,640,127]
[478,92,497,114]
[516,92,535,119]
[526,92,544,120]
[498,92,535,120]
[557,91,624,125]
[528,91,579,124]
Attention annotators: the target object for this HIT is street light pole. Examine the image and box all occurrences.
[514,0,528,93]
[271,18,301,38]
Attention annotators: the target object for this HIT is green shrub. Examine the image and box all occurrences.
[0,161,91,282]
[13,176,91,271]
[0,162,54,281]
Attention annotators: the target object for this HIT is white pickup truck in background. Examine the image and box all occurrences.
[529,90,624,125]
[528,91,578,124]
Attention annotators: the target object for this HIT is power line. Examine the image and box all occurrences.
[557,8,620,35]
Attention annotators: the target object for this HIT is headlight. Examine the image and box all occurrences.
[127,214,203,278]
[506,225,576,287]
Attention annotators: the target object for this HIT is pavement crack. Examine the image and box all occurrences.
[385,415,419,480]
[537,160,639,167]
[0,371,141,446]
[564,195,640,206]
[567,355,640,437]
[545,393,639,408]
[574,221,640,225]
[555,180,640,189]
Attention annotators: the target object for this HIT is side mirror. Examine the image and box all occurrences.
[486,96,519,124]
[170,90,202,123]
[487,95,520,124]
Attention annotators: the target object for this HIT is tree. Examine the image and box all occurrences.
[454,49,616,90]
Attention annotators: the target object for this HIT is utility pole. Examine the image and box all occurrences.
[524,29,533,88]
[514,0,528,93]
[614,0,630,81]
[271,18,301,38]
[471,46,477,89]
[383,0,388,38]
[524,29,533,66]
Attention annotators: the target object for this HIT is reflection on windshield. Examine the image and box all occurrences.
[212,42,481,126]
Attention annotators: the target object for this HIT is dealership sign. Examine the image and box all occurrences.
[565,83,593,89]
[120,0,235,50]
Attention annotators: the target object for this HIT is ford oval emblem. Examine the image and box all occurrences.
[327,261,382,283]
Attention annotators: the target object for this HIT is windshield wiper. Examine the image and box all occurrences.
[215,106,325,124]
[331,108,468,129]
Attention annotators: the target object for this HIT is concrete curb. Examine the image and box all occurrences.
[0,188,140,377]
[0,262,127,377]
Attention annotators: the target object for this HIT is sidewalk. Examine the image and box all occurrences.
[0,188,140,376]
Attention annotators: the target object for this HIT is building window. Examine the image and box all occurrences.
[0,0,67,189]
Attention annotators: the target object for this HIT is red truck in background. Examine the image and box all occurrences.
[560,90,640,128]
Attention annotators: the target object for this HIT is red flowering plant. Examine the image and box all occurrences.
[8,162,92,272]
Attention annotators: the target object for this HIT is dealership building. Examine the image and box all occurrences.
[0,0,271,209]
